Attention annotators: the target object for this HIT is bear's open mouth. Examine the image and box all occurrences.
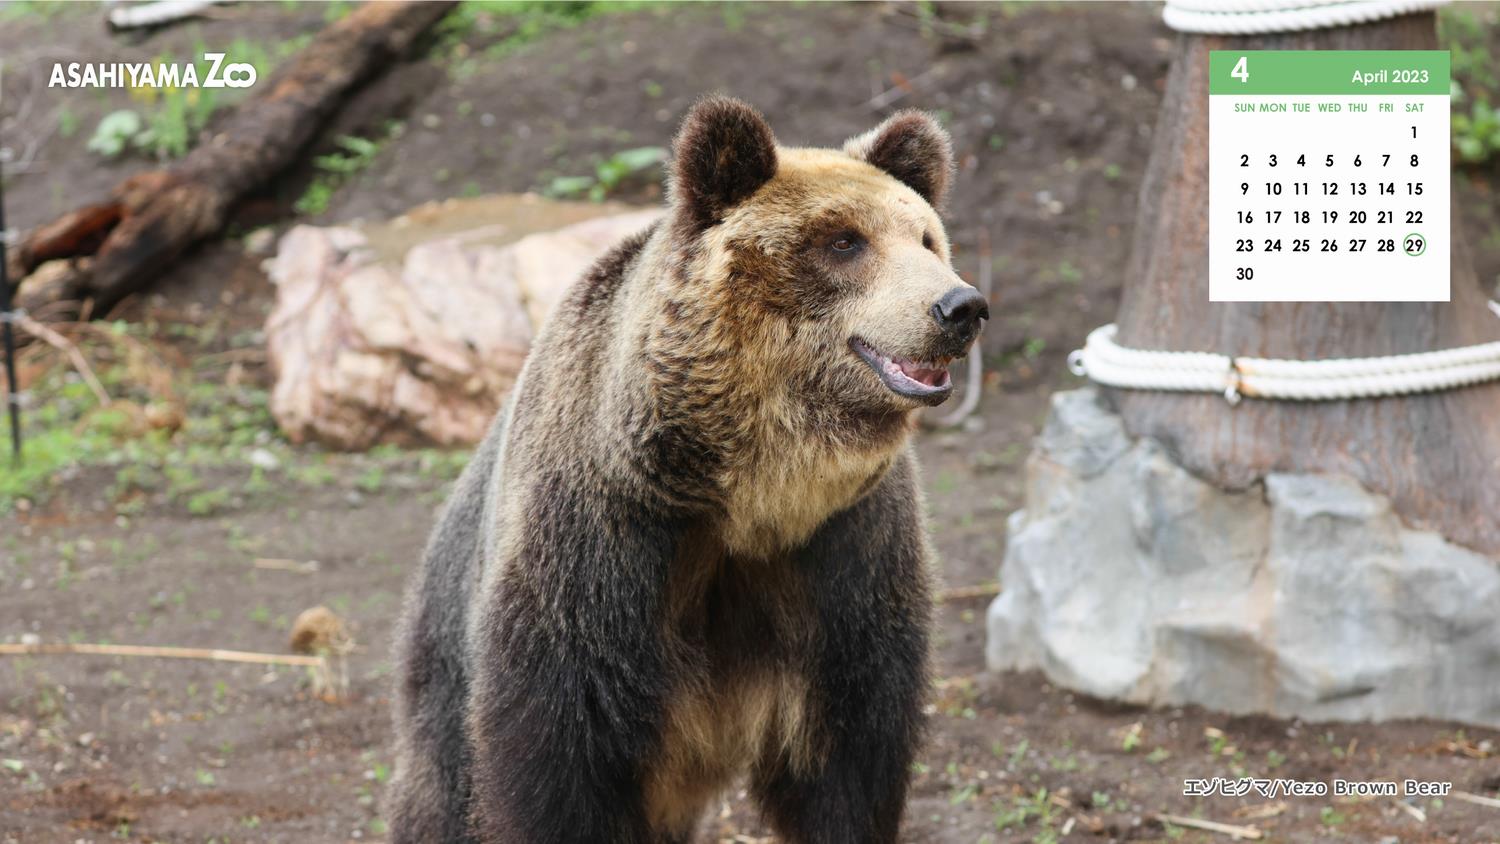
[850,338,954,405]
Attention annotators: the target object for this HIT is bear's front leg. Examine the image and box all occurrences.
[753,457,932,844]
[463,476,683,843]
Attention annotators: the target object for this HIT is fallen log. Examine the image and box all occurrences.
[6,0,456,321]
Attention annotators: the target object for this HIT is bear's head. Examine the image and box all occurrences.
[651,98,986,447]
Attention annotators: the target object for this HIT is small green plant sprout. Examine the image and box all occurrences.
[1120,721,1143,752]
[88,110,145,157]
[1007,737,1030,769]
[545,146,667,202]
[993,787,1060,838]
[296,128,397,215]
[1204,726,1236,756]
[356,465,385,494]
[1453,101,1500,163]
[1441,6,1500,163]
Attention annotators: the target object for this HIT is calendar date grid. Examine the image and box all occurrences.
[1228,147,1431,260]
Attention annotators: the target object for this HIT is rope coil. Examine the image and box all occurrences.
[1163,0,1449,35]
[1069,323,1500,403]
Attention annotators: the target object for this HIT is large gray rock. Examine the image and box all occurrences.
[987,389,1500,726]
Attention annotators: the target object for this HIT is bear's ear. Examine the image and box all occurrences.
[670,96,778,233]
[843,111,954,210]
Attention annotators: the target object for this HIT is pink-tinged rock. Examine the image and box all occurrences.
[264,197,662,449]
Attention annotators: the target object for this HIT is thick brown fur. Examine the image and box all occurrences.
[389,96,983,843]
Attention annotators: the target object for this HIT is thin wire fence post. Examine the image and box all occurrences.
[0,134,21,463]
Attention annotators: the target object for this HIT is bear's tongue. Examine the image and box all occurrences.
[890,357,949,388]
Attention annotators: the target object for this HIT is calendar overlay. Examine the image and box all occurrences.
[1209,51,1450,302]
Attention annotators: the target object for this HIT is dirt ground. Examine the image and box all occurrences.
[3,2,1499,842]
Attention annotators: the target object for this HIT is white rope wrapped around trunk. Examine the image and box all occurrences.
[1068,323,1500,404]
[1163,0,1449,35]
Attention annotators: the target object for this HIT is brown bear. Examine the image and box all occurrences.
[389,96,988,843]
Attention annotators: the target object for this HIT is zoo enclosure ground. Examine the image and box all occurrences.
[3,2,1500,841]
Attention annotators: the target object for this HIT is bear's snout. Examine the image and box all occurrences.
[930,286,990,347]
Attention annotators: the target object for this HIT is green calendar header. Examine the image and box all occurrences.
[1209,51,1449,96]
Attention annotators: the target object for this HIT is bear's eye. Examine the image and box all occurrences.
[922,232,937,253]
[829,233,863,255]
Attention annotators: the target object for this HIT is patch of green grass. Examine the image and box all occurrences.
[439,1,667,77]
[1007,738,1030,770]
[356,465,386,494]
[57,105,79,139]
[1453,100,1500,164]
[0,418,117,506]
[544,146,666,202]
[720,2,746,31]
[0,316,478,516]
[295,125,401,215]
[994,788,1060,841]
[322,0,354,22]
[1440,6,1500,163]
[186,488,232,516]
[415,449,470,481]
[0,1,76,21]
[0,338,278,511]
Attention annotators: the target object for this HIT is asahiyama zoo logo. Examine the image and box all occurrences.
[48,53,256,89]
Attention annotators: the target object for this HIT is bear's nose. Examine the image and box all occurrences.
[931,286,990,341]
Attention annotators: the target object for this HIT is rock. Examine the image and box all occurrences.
[247,448,280,471]
[988,388,1500,727]
[289,606,351,656]
[264,196,662,448]
[243,227,277,257]
[503,211,661,329]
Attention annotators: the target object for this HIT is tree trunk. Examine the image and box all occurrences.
[7,0,456,320]
[1111,13,1500,556]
